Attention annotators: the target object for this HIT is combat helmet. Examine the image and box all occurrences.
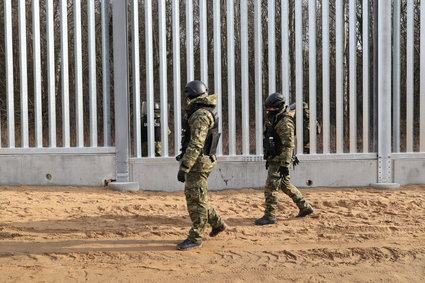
[289,101,308,111]
[265,92,285,112]
[184,80,208,100]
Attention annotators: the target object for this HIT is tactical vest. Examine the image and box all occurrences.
[141,114,161,143]
[263,113,285,159]
[180,106,221,156]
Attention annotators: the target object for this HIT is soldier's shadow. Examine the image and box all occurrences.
[0,239,179,256]
[0,215,192,255]
[1,214,190,234]
[225,215,303,226]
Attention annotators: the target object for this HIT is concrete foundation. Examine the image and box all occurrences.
[131,156,378,191]
[0,154,116,186]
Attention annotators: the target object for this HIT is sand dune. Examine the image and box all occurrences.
[0,185,424,282]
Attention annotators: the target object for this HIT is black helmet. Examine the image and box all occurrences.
[265,93,285,111]
[289,101,308,111]
[184,80,208,99]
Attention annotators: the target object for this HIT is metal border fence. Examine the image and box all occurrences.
[1,0,112,151]
[0,0,424,188]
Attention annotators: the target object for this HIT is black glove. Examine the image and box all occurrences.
[177,170,186,183]
[265,161,269,170]
[278,166,289,178]
[176,153,183,161]
[292,156,300,168]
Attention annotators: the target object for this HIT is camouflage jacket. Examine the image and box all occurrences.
[286,102,321,154]
[267,108,295,167]
[179,94,218,173]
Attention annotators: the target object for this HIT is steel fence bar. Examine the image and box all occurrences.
[88,0,97,147]
[349,0,357,153]
[186,0,194,81]
[241,0,249,155]
[19,0,29,148]
[200,0,208,85]
[392,0,400,153]
[145,0,155,157]
[372,0,378,152]
[282,0,290,105]
[61,0,70,148]
[406,0,414,152]
[159,0,169,157]
[421,0,425,152]
[227,0,236,155]
[268,0,276,94]
[47,0,56,148]
[5,0,15,148]
[254,0,263,155]
[33,0,43,148]
[336,0,344,153]
[322,0,330,153]
[132,0,141,157]
[74,0,84,147]
[309,0,317,154]
[102,0,111,147]
[173,0,182,156]
[295,0,303,154]
[363,0,370,153]
[214,0,223,155]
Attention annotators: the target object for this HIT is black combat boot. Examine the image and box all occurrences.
[209,222,227,237]
[296,207,314,218]
[176,238,202,250]
[255,216,277,225]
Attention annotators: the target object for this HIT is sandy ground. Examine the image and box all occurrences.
[0,185,424,283]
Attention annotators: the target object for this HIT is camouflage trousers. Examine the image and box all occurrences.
[185,171,223,244]
[263,162,311,218]
[142,141,162,157]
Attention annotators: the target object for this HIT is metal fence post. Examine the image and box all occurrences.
[111,0,138,191]
[373,0,378,153]
[372,0,399,189]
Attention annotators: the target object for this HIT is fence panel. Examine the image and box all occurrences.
[0,0,113,151]
[0,0,424,188]
[392,0,424,153]
[128,0,381,158]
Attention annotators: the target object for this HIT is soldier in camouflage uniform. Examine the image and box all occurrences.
[142,102,162,157]
[176,80,227,250]
[287,102,321,154]
[255,93,314,225]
